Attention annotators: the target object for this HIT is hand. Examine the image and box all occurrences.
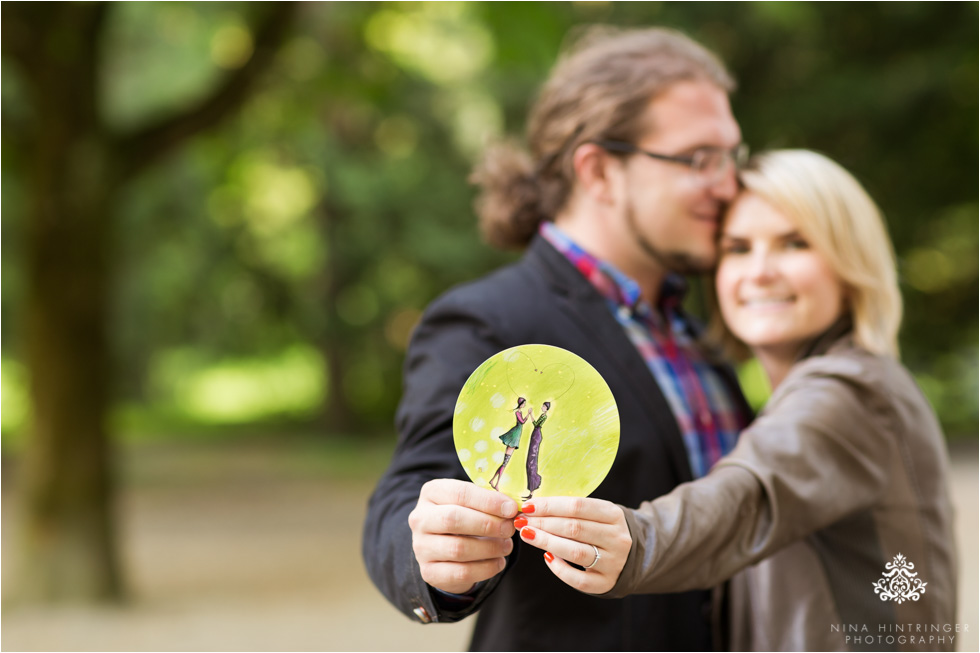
[409,479,519,594]
[514,497,632,595]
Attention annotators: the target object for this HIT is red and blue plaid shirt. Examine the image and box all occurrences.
[541,222,747,478]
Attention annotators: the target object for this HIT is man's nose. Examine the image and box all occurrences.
[709,166,739,201]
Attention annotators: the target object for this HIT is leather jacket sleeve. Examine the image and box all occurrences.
[607,355,899,596]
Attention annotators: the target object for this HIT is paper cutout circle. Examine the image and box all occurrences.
[453,344,620,504]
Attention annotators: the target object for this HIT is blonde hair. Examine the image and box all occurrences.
[471,26,734,250]
[710,149,902,359]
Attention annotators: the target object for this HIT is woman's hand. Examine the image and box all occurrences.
[514,497,632,595]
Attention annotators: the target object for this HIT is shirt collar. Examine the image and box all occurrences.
[539,221,688,313]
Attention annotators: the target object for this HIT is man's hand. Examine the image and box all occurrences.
[409,479,519,594]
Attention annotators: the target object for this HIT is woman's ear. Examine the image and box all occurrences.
[572,143,620,206]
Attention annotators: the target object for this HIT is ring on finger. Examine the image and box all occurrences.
[585,544,601,570]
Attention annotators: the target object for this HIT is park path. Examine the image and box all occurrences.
[2,437,977,651]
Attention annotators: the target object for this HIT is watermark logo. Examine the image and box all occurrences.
[872,553,927,604]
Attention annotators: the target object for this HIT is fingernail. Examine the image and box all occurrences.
[522,527,536,541]
[544,551,554,563]
[522,503,536,514]
[501,501,516,517]
[514,516,528,530]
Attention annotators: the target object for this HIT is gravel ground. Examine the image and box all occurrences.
[2,438,976,652]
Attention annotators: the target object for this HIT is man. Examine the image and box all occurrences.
[363,27,751,650]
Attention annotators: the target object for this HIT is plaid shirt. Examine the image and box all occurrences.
[541,222,748,478]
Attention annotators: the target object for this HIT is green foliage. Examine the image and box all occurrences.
[103,3,236,128]
[2,2,976,441]
[1,358,29,445]
[736,358,772,414]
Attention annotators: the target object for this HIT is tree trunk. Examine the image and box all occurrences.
[4,2,297,603]
[4,3,122,603]
[19,139,122,601]
[319,198,357,434]
[14,6,119,599]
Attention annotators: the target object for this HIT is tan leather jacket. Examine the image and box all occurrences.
[609,326,957,651]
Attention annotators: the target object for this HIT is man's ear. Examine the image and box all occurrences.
[572,143,621,206]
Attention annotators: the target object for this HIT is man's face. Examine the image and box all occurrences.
[613,80,742,275]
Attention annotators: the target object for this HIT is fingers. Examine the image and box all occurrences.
[414,533,514,564]
[517,524,613,594]
[515,522,601,569]
[409,479,518,595]
[417,556,508,595]
[516,514,616,546]
[516,513,631,567]
[522,496,623,524]
[410,502,517,538]
[542,550,610,594]
[421,478,519,518]
[412,479,518,538]
[410,520,515,593]
[414,534,514,594]
[516,497,629,555]
[513,498,632,596]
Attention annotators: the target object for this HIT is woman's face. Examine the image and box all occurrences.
[716,192,846,362]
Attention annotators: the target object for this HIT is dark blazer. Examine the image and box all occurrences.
[362,235,747,651]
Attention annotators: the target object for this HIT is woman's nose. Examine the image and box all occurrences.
[746,249,777,281]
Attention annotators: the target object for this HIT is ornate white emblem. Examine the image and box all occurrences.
[872,553,927,604]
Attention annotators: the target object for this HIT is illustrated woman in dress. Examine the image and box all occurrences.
[523,402,551,500]
[489,397,531,490]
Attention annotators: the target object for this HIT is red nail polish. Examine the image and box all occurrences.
[522,527,536,540]
[523,503,536,514]
[514,516,528,530]
[544,551,554,563]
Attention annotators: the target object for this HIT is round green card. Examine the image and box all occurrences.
[453,344,620,505]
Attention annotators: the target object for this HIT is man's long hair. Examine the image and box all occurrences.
[471,26,735,250]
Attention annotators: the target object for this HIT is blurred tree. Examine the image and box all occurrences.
[1,1,296,602]
[108,2,515,433]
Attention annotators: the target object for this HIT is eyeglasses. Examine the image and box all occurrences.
[594,139,749,183]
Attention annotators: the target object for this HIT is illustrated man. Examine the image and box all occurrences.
[363,26,751,651]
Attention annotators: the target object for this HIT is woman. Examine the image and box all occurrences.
[523,401,551,500]
[489,396,531,490]
[513,150,957,651]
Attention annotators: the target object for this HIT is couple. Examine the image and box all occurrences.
[363,26,955,651]
[488,397,550,501]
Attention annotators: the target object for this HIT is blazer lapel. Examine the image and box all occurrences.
[525,237,695,484]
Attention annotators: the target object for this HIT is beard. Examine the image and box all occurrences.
[624,201,717,275]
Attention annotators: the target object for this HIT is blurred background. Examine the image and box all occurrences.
[1,2,976,650]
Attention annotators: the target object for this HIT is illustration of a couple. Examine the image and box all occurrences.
[488,396,551,500]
